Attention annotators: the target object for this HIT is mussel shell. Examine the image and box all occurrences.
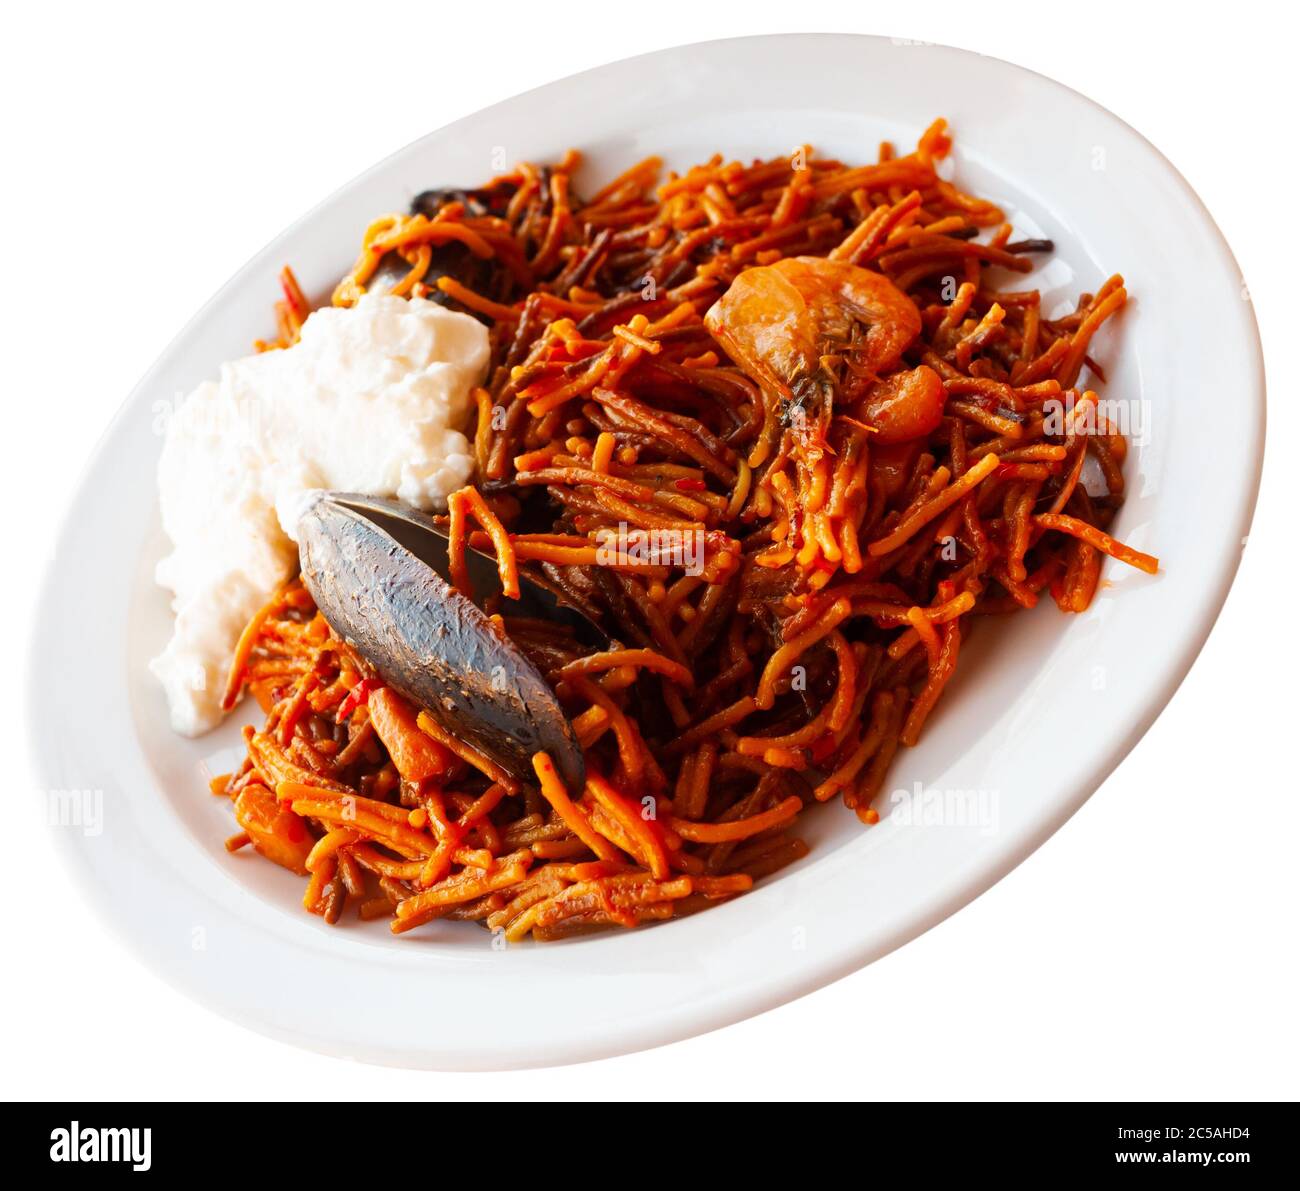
[365,186,513,323]
[318,493,608,650]
[297,494,585,792]
[367,243,505,324]
[410,187,503,220]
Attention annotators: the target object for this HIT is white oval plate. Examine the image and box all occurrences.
[28,34,1264,1070]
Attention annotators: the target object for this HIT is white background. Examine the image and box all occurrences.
[5,1,1295,1100]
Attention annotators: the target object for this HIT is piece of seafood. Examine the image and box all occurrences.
[704,255,936,444]
[366,187,512,322]
[296,493,589,791]
[854,364,946,443]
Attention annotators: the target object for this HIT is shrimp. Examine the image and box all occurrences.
[856,364,945,443]
[704,256,923,411]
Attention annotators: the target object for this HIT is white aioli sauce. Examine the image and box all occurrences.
[150,293,490,735]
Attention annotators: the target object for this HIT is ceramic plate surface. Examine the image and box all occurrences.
[27,34,1264,1069]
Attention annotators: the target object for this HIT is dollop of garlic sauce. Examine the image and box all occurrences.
[151,292,489,735]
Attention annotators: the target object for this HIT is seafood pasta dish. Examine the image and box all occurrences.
[151,120,1157,942]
